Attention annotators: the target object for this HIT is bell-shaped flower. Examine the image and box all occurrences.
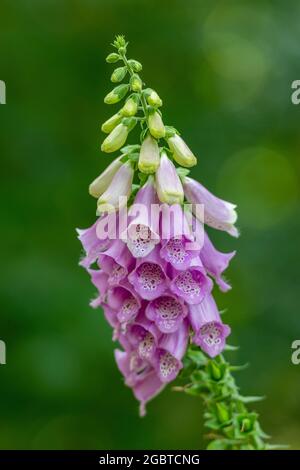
[138,134,160,174]
[153,320,189,383]
[183,176,238,237]
[122,177,160,257]
[89,156,123,198]
[107,282,141,325]
[115,348,164,416]
[126,314,161,361]
[97,162,134,214]
[168,134,197,168]
[160,204,200,270]
[145,293,188,334]
[148,111,165,139]
[200,230,236,292]
[189,294,231,358]
[98,239,134,286]
[101,123,129,153]
[77,215,115,268]
[169,258,213,304]
[155,152,184,205]
[128,246,168,301]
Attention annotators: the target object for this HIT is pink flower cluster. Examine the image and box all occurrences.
[78,177,237,415]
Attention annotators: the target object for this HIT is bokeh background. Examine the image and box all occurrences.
[0,0,300,450]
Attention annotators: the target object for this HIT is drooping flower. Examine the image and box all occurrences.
[122,177,160,258]
[160,204,200,270]
[155,153,184,205]
[128,246,168,300]
[189,294,231,358]
[169,258,213,305]
[97,162,134,213]
[79,36,237,416]
[145,293,188,334]
[183,176,238,237]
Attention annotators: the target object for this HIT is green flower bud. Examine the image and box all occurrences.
[130,74,142,92]
[106,53,120,63]
[128,59,142,72]
[89,155,123,198]
[168,134,197,168]
[145,88,162,107]
[101,113,122,134]
[101,123,128,153]
[148,111,165,139]
[208,361,223,381]
[138,134,160,174]
[216,403,230,424]
[104,84,129,104]
[111,66,127,83]
[120,95,139,117]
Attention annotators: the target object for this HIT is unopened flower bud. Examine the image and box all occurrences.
[97,162,134,213]
[121,95,139,117]
[138,134,160,174]
[168,134,197,168]
[130,74,142,92]
[89,155,123,198]
[145,88,162,107]
[155,152,184,204]
[104,84,129,104]
[148,111,165,139]
[101,123,128,153]
[111,66,127,83]
[128,59,142,72]
[208,361,223,381]
[101,113,122,134]
[106,53,120,63]
[216,403,230,424]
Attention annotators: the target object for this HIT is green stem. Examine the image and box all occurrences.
[176,346,277,450]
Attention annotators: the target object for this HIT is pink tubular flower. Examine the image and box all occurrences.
[200,231,236,292]
[145,293,188,334]
[77,218,111,268]
[189,294,231,358]
[183,176,238,237]
[122,177,160,258]
[106,283,141,326]
[160,204,200,271]
[98,239,134,286]
[128,246,168,300]
[169,258,213,304]
[154,320,189,383]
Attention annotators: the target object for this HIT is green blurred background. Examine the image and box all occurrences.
[0,0,300,450]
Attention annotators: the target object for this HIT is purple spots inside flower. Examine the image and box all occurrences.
[175,270,200,296]
[137,263,164,291]
[109,262,127,285]
[158,351,179,382]
[138,332,155,360]
[127,224,155,258]
[199,322,222,348]
[164,238,187,265]
[148,295,185,333]
[117,295,140,323]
